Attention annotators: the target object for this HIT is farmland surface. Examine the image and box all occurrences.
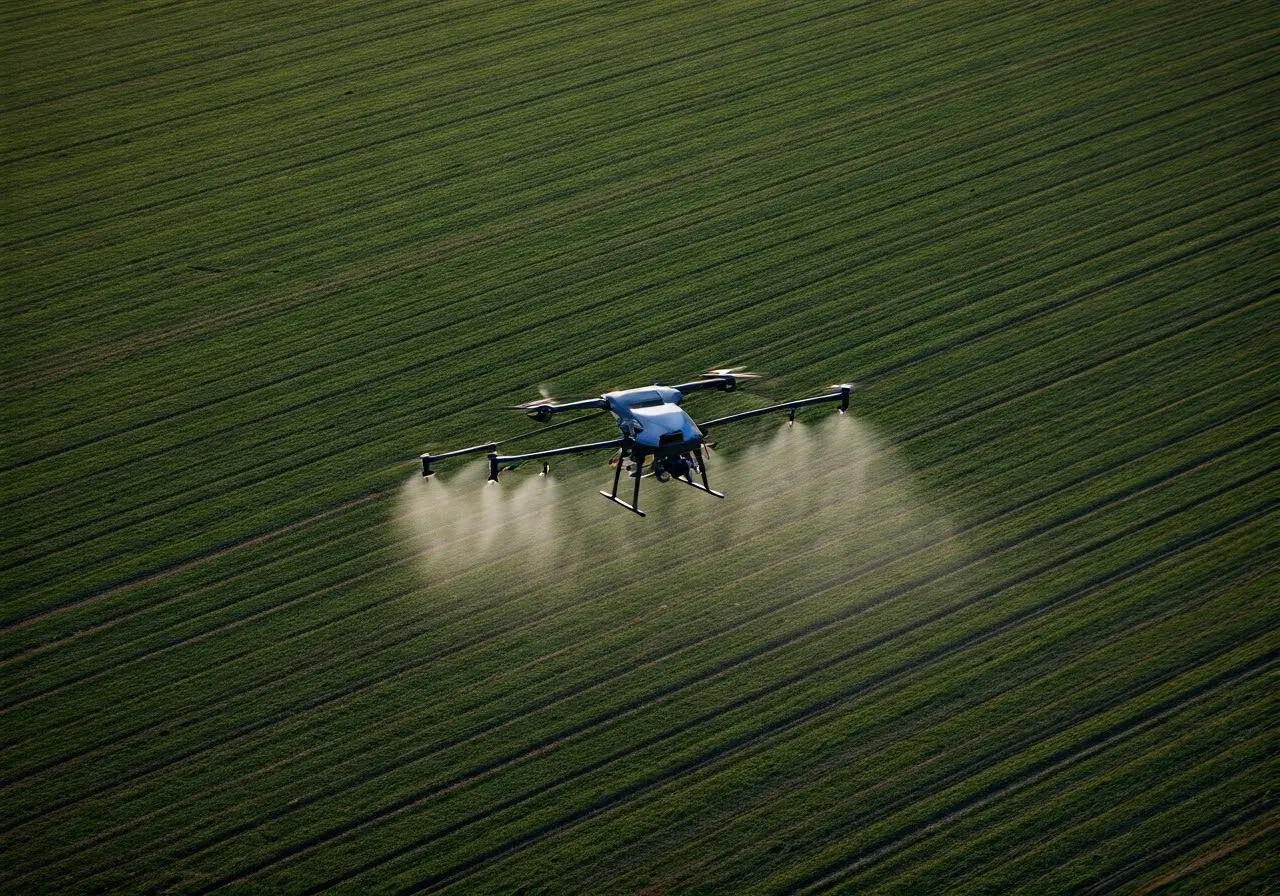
[2,1,1277,893]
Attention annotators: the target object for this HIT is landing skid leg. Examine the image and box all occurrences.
[608,453,623,495]
[600,451,646,516]
[630,452,645,512]
[680,448,724,498]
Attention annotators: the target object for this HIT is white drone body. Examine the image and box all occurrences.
[605,386,701,449]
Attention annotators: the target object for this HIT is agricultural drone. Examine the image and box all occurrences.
[420,370,855,516]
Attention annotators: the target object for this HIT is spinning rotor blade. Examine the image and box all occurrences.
[673,366,764,395]
[507,392,609,421]
[507,383,559,411]
[707,366,762,379]
[520,384,556,401]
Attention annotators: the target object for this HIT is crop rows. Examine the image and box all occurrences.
[7,41,1269,609]
[7,286,1269,788]
[3,0,1275,892]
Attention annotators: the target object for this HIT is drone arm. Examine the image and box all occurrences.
[421,443,497,477]
[515,397,609,421]
[421,408,612,477]
[699,385,852,429]
[489,438,626,481]
[544,397,610,413]
[672,375,736,395]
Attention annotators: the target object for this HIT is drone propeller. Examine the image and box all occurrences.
[508,384,557,410]
[509,384,589,424]
[707,366,762,379]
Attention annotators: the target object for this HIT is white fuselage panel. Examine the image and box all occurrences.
[604,386,703,451]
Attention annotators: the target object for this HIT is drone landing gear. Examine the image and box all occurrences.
[600,451,646,516]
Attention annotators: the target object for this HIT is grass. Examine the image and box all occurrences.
[2,0,1276,893]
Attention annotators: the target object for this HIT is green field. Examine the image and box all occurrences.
[3,1,1277,892]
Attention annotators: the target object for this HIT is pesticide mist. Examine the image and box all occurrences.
[395,415,963,620]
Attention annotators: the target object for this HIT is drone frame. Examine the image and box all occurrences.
[419,380,852,516]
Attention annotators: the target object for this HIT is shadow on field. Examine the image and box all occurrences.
[396,415,959,615]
